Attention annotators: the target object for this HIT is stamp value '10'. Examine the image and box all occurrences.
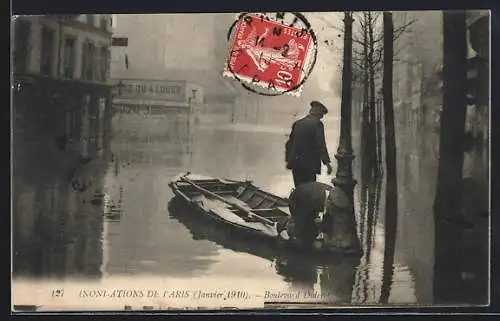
[223,13,315,97]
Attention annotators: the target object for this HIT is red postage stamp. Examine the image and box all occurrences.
[223,13,315,96]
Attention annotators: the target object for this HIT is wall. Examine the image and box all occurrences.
[390,10,444,303]
[20,15,112,82]
[12,14,114,278]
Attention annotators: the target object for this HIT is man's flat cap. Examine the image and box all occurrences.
[310,101,328,114]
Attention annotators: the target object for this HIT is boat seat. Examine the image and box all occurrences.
[213,190,237,195]
[277,206,291,215]
[187,191,236,198]
[265,216,288,220]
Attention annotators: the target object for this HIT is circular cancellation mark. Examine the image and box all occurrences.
[224,12,319,97]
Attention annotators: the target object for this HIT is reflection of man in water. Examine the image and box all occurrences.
[274,253,317,291]
[319,258,358,304]
[285,101,333,187]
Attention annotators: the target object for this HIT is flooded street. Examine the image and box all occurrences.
[13,103,489,307]
[95,114,419,305]
[14,105,488,307]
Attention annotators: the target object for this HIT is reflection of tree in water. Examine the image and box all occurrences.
[352,176,383,304]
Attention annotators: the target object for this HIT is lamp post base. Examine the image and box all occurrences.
[324,153,362,254]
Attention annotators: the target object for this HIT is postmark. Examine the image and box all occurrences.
[223,12,318,97]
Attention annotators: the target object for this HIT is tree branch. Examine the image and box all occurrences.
[372,46,384,67]
[357,12,366,30]
[353,59,365,71]
[393,18,418,42]
[352,46,366,58]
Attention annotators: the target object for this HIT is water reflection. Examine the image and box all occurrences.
[168,197,360,305]
[12,90,108,279]
[101,124,222,277]
[352,177,384,304]
[104,185,124,222]
[13,103,428,306]
[380,178,398,305]
[13,164,106,280]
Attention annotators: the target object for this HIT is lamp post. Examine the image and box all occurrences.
[326,12,361,253]
[187,89,197,155]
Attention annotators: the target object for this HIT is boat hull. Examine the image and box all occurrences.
[168,172,362,256]
[169,172,283,239]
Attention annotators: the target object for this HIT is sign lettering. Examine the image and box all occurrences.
[114,79,186,102]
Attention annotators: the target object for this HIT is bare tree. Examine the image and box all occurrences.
[366,12,380,181]
[322,12,417,185]
[432,11,468,303]
[319,12,417,239]
[379,11,398,304]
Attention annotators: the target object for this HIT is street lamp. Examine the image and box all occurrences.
[326,12,361,253]
[187,89,197,155]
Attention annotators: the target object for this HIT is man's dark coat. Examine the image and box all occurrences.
[285,114,331,174]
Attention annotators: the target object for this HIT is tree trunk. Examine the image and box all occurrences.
[433,11,468,304]
[361,12,371,189]
[367,12,378,179]
[376,99,384,175]
[379,11,398,304]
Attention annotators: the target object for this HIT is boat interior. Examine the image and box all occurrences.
[174,178,291,222]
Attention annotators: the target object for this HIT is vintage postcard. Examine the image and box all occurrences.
[11,11,490,312]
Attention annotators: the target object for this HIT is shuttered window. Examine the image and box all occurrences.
[40,26,55,76]
[81,41,95,80]
[14,19,31,73]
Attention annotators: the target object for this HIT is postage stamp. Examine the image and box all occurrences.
[223,13,318,97]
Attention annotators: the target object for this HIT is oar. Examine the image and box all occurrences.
[179,175,275,226]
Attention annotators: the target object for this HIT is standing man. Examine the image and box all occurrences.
[285,101,333,187]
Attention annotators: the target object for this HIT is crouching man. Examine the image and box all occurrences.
[277,181,361,253]
[277,181,333,248]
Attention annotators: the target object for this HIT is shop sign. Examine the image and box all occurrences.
[114,79,186,102]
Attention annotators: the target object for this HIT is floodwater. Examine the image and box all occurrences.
[12,110,485,307]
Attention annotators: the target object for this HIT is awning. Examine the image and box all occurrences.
[112,98,189,107]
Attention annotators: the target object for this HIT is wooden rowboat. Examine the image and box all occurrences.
[168,172,290,240]
[168,172,362,255]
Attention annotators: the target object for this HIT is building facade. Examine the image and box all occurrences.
[13,14,114,158]
[12,14,113,278]
[350,10,490,304]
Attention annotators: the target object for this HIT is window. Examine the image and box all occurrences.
[86,15,95,26]
[40,26,55,76]
[81,42,88,79]
[63,37,76,78]
[14,19,31,72]
[101,47,109,81]
[94,47,102,81]
[100,16,108,31]
[81,41,95,80]
[92,46,109,82]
